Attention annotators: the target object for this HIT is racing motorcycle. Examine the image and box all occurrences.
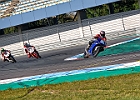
[84,38,106,58]
[2,50,16,63]
[27,47,41,59]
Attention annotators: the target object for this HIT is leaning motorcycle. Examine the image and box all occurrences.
[27,47,41,59]
[84,38,106,58]
[3,51,16,63]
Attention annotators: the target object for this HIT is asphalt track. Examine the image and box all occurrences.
[0,35,140,80]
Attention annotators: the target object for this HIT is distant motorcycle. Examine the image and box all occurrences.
[84,38,106,58]
[27,47,41,59]
[3,50,16,63]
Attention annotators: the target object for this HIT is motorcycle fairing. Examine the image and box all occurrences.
[88,40,99,55]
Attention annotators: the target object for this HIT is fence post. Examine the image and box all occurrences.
[57,26,61,42]
[26,32,30,44]
[77,11,84,38]
[121,15,125,31]
[18,25,24,54]
[88,21,93,37]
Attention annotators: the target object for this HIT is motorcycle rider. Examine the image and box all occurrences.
[23,43,41,58]
[1,48,10,62]
[84,31,107,58]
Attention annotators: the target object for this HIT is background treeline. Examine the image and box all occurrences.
[86,0,139,18]
[1,0,140,35]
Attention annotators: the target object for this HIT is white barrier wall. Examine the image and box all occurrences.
[123,14,140,30]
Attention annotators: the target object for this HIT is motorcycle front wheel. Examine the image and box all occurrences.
[9,56,16,63]
[92,46,101,57]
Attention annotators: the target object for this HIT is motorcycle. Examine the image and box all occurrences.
[84,38,106,58]
[3,50,16,63]
[27,47,41,59]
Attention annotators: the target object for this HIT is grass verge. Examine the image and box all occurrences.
[1,73,140,100]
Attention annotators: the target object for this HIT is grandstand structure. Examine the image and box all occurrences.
[0,0,120,29]
[0,0,70,18]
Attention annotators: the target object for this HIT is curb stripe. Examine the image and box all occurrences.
[0,61,140,85]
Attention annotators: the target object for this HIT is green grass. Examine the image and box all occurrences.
[1,73,140,100]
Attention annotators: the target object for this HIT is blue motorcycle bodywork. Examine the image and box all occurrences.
[88,38,106,56]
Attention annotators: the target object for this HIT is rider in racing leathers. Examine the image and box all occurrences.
[23,43,41,58]
[1,48,10,62]
[84,31,107,58]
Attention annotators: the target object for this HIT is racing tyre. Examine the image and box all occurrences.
[33,52,39,59]
[9,56,16,63]
[92,46,101,57]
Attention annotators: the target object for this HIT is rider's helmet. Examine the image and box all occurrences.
[24,43,29,47]
[100,31,105,37]
[1,48,5,53]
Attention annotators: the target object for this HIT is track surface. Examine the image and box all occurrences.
[0,36,140,80]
